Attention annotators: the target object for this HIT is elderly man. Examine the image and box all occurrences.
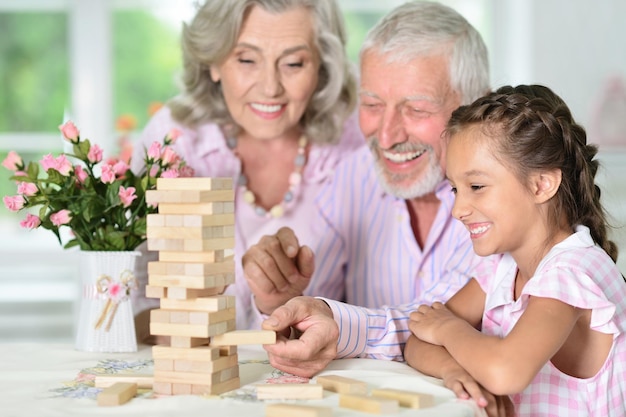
[243,0,489,379]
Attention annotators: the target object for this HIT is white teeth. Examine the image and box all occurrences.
[469,225,490,235]
[382,150,424,162]
[251,103,282,113]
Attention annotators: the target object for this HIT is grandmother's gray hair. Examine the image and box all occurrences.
[168,0,357,144]
[360,1,490,105]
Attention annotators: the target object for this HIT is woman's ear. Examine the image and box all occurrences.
[532,169,562,203]
[209,65,221,83]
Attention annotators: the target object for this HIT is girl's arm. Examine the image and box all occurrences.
[411,294,581,395]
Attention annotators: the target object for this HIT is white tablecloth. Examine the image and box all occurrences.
[0,342,485,417]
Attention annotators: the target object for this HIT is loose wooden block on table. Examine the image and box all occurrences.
[210,329,276,346]
[339,393,399,414]
[256,383,324,400]
[265,403,333,417]
[370,388,435,409]
[95,374,153,389]
[156,177,233,191]
[97,382,137,406]
[316,374,368,395]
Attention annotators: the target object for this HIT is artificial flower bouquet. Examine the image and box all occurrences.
[2,121,193,251]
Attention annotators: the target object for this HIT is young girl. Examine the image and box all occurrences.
[405,84,626,416]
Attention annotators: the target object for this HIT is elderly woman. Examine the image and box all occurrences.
[131,0,363,334]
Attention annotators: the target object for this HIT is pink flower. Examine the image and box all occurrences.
[3,195,25,211]
[161,168,180,178]
[59,121,80,143]
[166,128,182,144]
[74,165,88,184]
[113,161,129,176]
[17,182,38,196]
[40,154,72,176]
[108,282,124,302]
[161,147,179,165]
[118,186,137,208]
[2,151,23,171]
[179,165,195,177]
[147,142,162,160]
[87,144,103,163]
[149,165,159,177]
[100,164,116,184]
[50,209,72,226]
[20,214,41,229]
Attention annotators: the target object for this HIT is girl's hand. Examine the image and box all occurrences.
[409,302,461,345]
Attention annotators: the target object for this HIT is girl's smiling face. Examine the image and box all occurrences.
[446,126,544,259]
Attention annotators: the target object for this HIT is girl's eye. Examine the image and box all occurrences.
[471,185,484,191]
[450,186,457,194]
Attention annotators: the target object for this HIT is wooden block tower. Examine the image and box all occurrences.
[145,177,240,396]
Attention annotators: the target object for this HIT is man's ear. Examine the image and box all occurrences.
[532,169,562,203]
[209,65,221,83]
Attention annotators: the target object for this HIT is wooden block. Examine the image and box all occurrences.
[155,364,239,385]
[149,260,235,276]
[339,394,399,414]
[173,354,238,373]
[159,250,224,263]
[152,381,172,395]
[153,345,220,361]
[256,383,324,400]
[370,388,435,409]
[191,376,240,395]
[156,202,228,215]
[183,214,235,227]
[147,213,165,226]
[166,286,225,300]
[265,403,333,417]
[146,189,234,204]
[150,319,235,338]
[316,374,368,395]
[188,308,236,325]
[97,382,137,406]
[149,273,231,290]
[148,237,235,252]
[150,309,171,323]
[172,383,192,395]
[153,358,174,372]
[147,225,235,240]
[145,285,167,299]
[156,177,233,191]
[219,345,238,356]
[170,336,209,348]
[95,374,153,389]
[160,295,235,312]
[169,310,190,324]
[210,330,276,346]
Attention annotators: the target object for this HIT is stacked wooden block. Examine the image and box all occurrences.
[145,177,240,396]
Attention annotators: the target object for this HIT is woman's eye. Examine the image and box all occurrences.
[471,185,484,191]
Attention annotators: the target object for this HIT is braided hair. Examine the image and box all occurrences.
[446,84,618,263]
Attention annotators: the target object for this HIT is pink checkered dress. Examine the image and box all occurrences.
[474,226,626,416]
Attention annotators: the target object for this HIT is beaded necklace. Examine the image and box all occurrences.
[226,135,307,218]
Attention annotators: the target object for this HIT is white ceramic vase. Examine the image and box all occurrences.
[75,251,140,352]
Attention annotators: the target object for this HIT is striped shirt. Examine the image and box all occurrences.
[304,146,481,360]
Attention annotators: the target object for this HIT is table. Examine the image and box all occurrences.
[0,343,485,416]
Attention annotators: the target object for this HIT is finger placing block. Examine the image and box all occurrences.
[156,177,233,191]
[210,330,276,346]
[97,382,137,406]
[370,388,435,409]
[316,374,368,395]
[256,383,324,400]
[339,394,399,414]
[265,403,333,417]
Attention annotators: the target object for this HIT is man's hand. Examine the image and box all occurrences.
[262,296,338,378]
[242,227,315,315]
